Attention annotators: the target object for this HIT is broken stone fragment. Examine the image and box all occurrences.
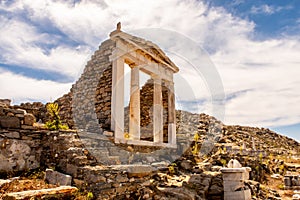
[45,169,72,186]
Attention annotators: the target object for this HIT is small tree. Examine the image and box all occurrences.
[45,102,68,130]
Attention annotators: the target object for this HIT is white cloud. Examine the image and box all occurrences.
[0,16,91,79]
[250,4,292,15]
[0,0,299,130]
[0,69,71,104]
[211,37,300,127]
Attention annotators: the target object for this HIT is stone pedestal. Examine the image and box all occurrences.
[221,167,251,200]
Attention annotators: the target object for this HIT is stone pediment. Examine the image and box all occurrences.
[110,24,179,73]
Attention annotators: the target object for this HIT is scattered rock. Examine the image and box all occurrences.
[45,169,72,186]
[271,174,282,179]
[180,160,192,170]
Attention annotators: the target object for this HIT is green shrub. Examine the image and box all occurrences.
[87,192,94,200]
[45,102,69,130]
[168,163,177,174]
[192,132,200,155]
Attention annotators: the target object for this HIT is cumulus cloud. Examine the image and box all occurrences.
[0,69,72,104]
[0,0,299,130]
[0,15,91,80]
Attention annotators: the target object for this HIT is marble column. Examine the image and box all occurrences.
[153,76,163,143]
[129,66,140,140]
[111,54,124,142]
[167,81,176,144]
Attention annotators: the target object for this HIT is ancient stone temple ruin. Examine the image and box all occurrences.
[109,23,178,147]
[71,23,179,150]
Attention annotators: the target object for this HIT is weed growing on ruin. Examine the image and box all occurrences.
[192,132,200,155]
[168,163,177,175]
[45,103,69,130]
[87,192,94,200]
[220,158,227,167]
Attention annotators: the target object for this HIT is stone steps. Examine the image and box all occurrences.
[2,186,78,200]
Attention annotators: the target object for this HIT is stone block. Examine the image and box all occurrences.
[45,169,72,186]
[0,116,20,128]
[223,180,244,192]
[115,174,128,183]
[21,125,36,130]
[224,189,251,200]
[222,172,244,181]
[4,131,20,139]
[24,113,36,126]
[284,176,291,186]
[112,164,155,178]
[221,168,250,181]
[103,131,113,137]
[66,164,78,177]
[3,186,78,200]
[15,114,24,118]
[0,99,11,107]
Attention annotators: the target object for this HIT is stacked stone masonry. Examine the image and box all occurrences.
[71,39,115,133]
[284,175,300,189]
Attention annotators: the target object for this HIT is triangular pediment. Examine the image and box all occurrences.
[110,27,179,73]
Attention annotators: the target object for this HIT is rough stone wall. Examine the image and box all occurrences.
[138,79,169,142]
[162,81,169,143]
[0,129,42,176]
[139,79,154,140]
[0,102,41,176]
[0,103,36,130]
[71,39,115,133]
[95,67,112,130]
[55,92,74,128]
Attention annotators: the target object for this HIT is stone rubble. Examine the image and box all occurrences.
[1,101,300,199]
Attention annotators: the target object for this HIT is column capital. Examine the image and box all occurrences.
[152,75,161,83]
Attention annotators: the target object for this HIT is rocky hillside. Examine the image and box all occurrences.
[176,111,300,199]
[1,99,299,199]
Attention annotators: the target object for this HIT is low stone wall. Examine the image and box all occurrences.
[0,129,43,175]
[0,105,36,130]
[0,103,42,176]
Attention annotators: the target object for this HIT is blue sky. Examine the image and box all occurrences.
[206,0,300,39]
[0,0,299,142]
